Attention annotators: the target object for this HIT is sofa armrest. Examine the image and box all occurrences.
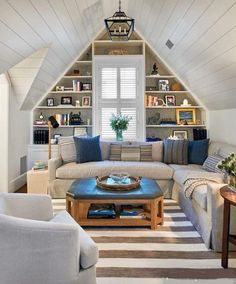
[48,157,63,181]
[207,183,226,251]
[0,193,53,221]
[0,215,80,283]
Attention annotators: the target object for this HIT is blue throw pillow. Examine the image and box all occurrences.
[188,139,209,165]
[73,135,102,163]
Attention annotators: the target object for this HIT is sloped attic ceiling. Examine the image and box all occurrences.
[0,0,235,110]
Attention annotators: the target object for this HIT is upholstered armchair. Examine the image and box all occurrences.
[0,193,98,284]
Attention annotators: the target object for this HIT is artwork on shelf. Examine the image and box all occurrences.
[72,69,80,75]
[159,80,169,91]
[56,86,64,92]
[176,108,196,125]
[165,95,175,106]
[173,130,188,140]
[147,112,160,125]
[74,127,87,136]
[170,82,181,91]
[151,63,158,75]
[82,83,92,91]
[61,97,72,105]
[70,112,83,125]
[82,96,91,106]
[47,98,54,107]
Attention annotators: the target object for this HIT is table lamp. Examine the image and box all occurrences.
[48,116,59,160]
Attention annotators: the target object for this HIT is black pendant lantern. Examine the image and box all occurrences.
[104,0,135,41]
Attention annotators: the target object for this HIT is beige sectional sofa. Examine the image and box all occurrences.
[48,139,236,251]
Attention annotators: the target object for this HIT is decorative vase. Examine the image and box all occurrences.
[227,175,236,192]
[116,130,123,141]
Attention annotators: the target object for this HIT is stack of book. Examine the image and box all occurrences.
[72,80,82,91]
[87,204,116,219]
[32,161,48,171]
[145,95,158,106]
[33,130,49,144]
[120,205,146,219]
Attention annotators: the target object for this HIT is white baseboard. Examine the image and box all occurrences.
[8,173,27,193]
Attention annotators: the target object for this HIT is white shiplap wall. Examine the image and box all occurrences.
[0,0,236,110]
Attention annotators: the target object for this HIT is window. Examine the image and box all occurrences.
[94,56,144,140]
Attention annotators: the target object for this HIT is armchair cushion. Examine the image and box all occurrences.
[0,193,53,221]
[50,211,98,269]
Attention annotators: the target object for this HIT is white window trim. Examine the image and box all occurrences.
[93,55,145,141]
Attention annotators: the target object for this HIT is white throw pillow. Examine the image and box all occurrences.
[152,141,163,162]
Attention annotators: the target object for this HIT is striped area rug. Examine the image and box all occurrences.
[52,199,236,283]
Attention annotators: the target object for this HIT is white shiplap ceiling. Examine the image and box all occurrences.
[0,0,236,110]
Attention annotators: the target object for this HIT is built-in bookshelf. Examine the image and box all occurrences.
[31,31,206,145]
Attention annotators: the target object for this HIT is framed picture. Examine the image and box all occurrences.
[159,80,169,91]
[173,130,188,140]
[74,127,87,136]
[47,98,54,107]
[176,108,196,125]
[82,83,92,91]
[61,96,72,105]
[82,96,91,106]
[165,95,175,106]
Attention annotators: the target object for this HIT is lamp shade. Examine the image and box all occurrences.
[48,116,59,128]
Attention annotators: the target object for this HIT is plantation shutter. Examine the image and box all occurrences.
[94,56,144,141]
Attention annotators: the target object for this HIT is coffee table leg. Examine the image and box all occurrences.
[158,197,164,225]
[151,199,158,230]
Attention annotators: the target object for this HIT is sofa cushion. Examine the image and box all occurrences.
[163,139,189,165]
[50,211,98,269]
[121,146,140,161]
[110,144,121,161]
[140,144,152,162]
[74,135,102,163]
[169,164,203,172]
[56,160,174,180]
[152,141,163,162]
[188,139,209,165]
[100,141,111,160]
[173,169,224,186]
[202,154,223,173]
[58,136,77,164]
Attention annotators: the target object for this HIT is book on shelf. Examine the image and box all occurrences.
[33,130,49,144]
[145,95,158,107]
[87,204,116,219]
[120,205,146,219]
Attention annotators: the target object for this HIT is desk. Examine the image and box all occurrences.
[220,186,236,268]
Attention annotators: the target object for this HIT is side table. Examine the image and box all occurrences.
[220,186,236,268]
[27,169,48,194]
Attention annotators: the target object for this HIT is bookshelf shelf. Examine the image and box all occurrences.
[145,106,203,109]
[49,91,92,94]
[33,125,93,128]
[145,91,190,94]
[36,106,93,109]
[146,125,206,128]
[63,75,92,79]
[145,75,175,78]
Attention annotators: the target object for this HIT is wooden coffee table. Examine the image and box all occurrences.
[66,177,163,230]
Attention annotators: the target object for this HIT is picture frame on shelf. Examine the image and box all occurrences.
[82,96,91,107]
[47,98,54,107]
[159,80,169,91]
[82,83,92,91]
[74,127,87,136]
[173,130,188,140]
[61,96,72,105]
[176,108,196,125]
[53,134,61,144]
[55,86,64,92]
[165,95,175,106]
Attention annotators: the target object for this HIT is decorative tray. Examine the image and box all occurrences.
[96,175,141,191]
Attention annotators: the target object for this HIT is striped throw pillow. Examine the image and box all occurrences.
[163,139,189,165]
[121,146,140,161]
[140,144,152,162]
[58,136,76,164]
[202,154,223,173]
[110,144,122,161]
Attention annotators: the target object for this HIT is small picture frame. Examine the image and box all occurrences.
[173,130,188,140]
[47,98,54,107]
[176,108,196,125]
[82,96,91,107]
[74,127,87,136]
[61,96,72,105]
[56,86,64,92]
[82,83,92,91]
[159,80,169,91]
[165,95,175,106]
[53,134,61,144]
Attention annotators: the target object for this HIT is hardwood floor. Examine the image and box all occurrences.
[16,184,27,193]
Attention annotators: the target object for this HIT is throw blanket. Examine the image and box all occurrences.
[184,178,220,199]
